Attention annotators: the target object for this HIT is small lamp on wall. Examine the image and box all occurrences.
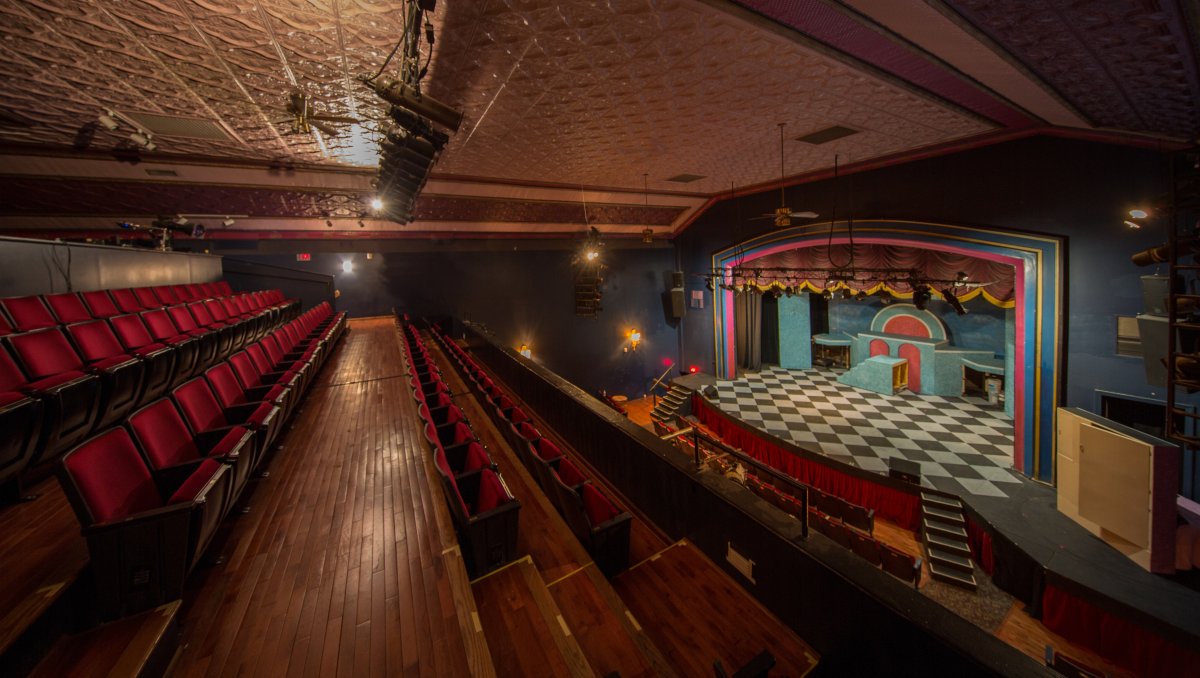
[624,329,642,352]
[518,343,532,359]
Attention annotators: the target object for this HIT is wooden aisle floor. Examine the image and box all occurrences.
[171,318,481,678]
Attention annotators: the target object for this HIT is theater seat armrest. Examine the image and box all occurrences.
[226,402,277,428]
[84,501,193,535]
[242,385,275,402]
[194,427,252,460]
[151,459,205,497]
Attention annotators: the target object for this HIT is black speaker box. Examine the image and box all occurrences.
[670,289,685,318]
[1138,314,1169,387]
[1141,275,1170,316]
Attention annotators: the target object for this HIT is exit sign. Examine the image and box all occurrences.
[296,253,311,261]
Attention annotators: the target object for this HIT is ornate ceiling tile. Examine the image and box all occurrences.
[940,0,1200,139]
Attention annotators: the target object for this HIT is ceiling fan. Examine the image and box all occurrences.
[752,122,819,227]
[277,91,358,138]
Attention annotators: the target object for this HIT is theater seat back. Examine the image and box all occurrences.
[9,328,85,379]
[582,484,620,527]
[44,293,92,325]
[205,363,248,408]
[0,346,29,391]
[111,314,156,350]
[66,320,127,362]
[475,470,510,514]
[172,378,228,433]
[62,428,161,524]
[555,457,586,486]
[2,296,58,332]
[227,352,261,389]
[141,310,181,342]
[128,400,203,469]
[133,288,162,310]
[80,290,121,319]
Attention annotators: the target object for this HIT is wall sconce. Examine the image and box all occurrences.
[518,344,532,359]
[624,329,642,352]
[342,260,353,273]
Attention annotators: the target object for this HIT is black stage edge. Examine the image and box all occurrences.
[450,318,1054,677]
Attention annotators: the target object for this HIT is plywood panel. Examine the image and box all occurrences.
[1079,423,1151,548]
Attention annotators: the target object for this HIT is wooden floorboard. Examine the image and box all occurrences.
[28,600,179,678]
[0,475,89,658]
[614,540,819,677]
[172,318,479,678]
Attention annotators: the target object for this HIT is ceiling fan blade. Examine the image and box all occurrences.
[310,114,358,124]
[749,215,776,221]
[789,211,819,218]
[311,121,341,137]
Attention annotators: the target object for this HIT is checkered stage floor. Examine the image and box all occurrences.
[712,366,1021,498]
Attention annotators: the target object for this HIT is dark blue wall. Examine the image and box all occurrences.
[676,136,1175,412]
[220,245,680,399]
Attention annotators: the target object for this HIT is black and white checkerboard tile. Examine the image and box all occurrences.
[713,366,1022,498]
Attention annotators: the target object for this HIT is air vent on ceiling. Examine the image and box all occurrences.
[145,169,179,177]
[121,111,232,140]
[665,173,706,183]
[795,126,859,145]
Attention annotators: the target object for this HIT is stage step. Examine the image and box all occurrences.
[925,532,972,557]
[922,505,966,526]
[923,518,968,541]
[664,391,688,405]
[929,562,977,591]
[921,492,962,511]
[926,546,974,574]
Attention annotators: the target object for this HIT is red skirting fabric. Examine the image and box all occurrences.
[1042,582,1200,678]
[965,515,995,576]
[693,397,921,531]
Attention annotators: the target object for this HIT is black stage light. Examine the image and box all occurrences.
[940,288,967,315]
[705,277,716,292]
[913,285,932,310]
[360,75,463,132]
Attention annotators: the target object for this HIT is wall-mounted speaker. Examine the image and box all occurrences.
[1141,275,1170,317]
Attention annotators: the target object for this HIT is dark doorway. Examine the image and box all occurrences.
[1099,393,1166,438]
[762,293,780,365]
[809,293,829,335]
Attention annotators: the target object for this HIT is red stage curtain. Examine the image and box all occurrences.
[965,515,994,576]
[1042,583,1200,678]
[693,397,921,530]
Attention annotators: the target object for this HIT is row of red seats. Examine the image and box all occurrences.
[0,285,298,500]
[55,302,346,619]
[740,469,921,588]
[430,323,632,576]
[398,319,520,578]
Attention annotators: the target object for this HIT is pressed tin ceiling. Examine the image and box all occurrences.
[0,0,1194,236]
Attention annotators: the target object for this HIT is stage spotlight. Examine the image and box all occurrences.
[822,289,833,300]
[878,290,894,305]
[705,277,716,292]
[371,197,384,210]
[784,286,794,298]
[1125,208,1150,229]
[174,215,188,226]
[956,271,969,283]
[342,260,353,273]
[642,228,653,244]
[855,291,867,301]
[913,285,932,311]
[585,249,599,261]
[940,288,967,315]
[222,217,236,227]
[98,112,119,131]
[130,132,156,151]
[840,288,853,300]
[360,75,464,132]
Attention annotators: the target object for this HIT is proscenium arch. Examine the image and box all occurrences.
[710,220,1063,484]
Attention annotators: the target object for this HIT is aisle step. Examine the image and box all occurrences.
[925,532,972,557]
[29,601,180,678]
[923,518,968,541]
[926,546,974,574]
[923,505,966,526]
[920,492,962,511]
[472,557,593,678]
[929,562,978,591]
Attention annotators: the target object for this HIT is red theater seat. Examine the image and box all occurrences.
[107,314,180,401]
[1,296,59,332]
[0,348,43,496]
[152,285,182,306]
[43,293,92,325]
[224,353,290,412]
[80,290,121,319]
[132,287,164,311]
[64,320,146,423]
[5,330,101,464]
[58,427,229,618]
[172,377,278,471]
[145,308,216,370]
[127,398,250,508]
[205,362,286,420]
